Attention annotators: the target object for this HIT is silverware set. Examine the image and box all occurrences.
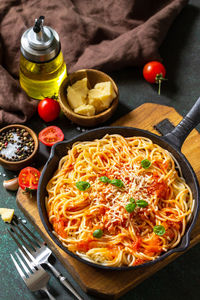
[8,216,83,300]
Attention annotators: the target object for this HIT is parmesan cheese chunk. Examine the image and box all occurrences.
[67,78,89,109]
[88,81,116,113]
[0,208,14,223]
[74,104,95,116]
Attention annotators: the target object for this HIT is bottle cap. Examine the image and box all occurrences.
[20,16,60,62]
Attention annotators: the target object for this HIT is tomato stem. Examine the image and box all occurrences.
[158,79,161,96]
[155,74,167,95]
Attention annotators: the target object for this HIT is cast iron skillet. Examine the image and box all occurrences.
[37,97,200,270]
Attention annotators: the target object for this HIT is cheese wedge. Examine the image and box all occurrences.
[67,78,89,109]
[88,81,116,113]
[74,104,95,116]
[0,208,14,223]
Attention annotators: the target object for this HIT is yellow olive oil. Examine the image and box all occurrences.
[19,51,67,100]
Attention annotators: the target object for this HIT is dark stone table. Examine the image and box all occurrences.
[1,1,200,299]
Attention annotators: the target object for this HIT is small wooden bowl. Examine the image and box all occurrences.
[0,124,39,171]
[58,69,119,127]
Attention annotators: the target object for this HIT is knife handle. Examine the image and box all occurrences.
[46,261,83,300]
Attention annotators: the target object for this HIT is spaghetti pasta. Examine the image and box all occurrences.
[45,134,193,267]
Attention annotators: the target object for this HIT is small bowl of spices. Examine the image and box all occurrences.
[0,124,38,171]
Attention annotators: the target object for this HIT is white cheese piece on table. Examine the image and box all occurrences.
[0,208,14,223]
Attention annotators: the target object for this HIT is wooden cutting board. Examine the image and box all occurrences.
[16,103,200,299]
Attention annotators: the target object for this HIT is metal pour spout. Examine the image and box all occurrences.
[33,16,45,41]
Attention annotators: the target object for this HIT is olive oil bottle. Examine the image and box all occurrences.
[19,16,67,100]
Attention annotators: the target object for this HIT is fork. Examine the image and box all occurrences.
[10,240,55,299]
[10,216,83,300]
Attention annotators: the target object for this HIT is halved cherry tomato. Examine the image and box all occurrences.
[18,167,40,191]
[38,126,64,146]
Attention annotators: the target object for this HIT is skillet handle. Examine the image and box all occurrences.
[164,97,200,150]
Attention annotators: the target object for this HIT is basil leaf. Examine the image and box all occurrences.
[141,159,151,169]
[93,229,103,238]
[75,181,90,191]
[136,199,148,208]
[129,197,135,203]
[110,179,125,188]
[99,176,111,183]
[125,203,136,213]
[153,225,166,236]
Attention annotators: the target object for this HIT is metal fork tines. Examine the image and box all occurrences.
[9,216,83,300]
[9,232,55,300]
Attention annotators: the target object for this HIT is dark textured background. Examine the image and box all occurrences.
[1,0,200,299]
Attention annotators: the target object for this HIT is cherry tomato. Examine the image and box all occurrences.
[143,61,166,95]
[39,126,64,146]
[18,167,40,191]
[38,98,60,122]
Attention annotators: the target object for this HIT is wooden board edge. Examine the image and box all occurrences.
[112,102,179,127]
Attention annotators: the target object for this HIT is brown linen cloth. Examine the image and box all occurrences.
[0,0,188,125]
